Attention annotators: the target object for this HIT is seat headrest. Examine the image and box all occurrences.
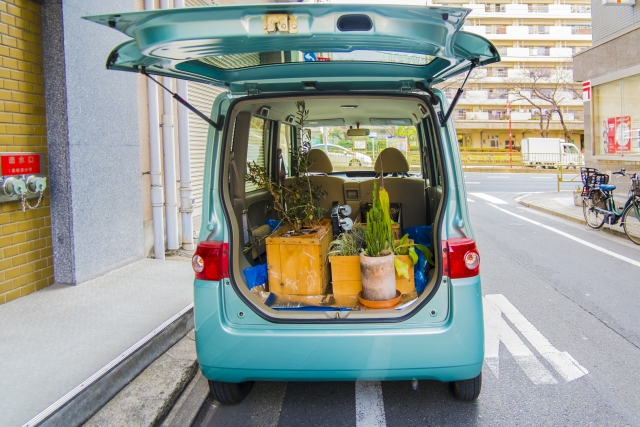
[374,147,409,174]
[307,148,333,174]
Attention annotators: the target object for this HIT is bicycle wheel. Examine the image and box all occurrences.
[583,196,606,229]
[621,200,640,245]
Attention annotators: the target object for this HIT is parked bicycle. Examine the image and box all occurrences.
[581,167,640,245]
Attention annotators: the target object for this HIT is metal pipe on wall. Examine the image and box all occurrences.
[173,0,195,251]
[160,0,179,251]
[145,0,166,260]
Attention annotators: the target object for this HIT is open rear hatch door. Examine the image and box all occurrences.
[85,3,499,94]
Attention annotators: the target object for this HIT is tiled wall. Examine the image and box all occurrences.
[592,1,640,45]
[0,0,52,304]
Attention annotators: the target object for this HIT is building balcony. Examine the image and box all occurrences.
[463,3,591,19]
[464,25,591,42]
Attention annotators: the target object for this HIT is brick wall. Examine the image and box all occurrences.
[0,0,52,305]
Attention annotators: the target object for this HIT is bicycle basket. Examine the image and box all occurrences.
[633,178,640,197]
[580,167,599,186]
[586,173,609,188]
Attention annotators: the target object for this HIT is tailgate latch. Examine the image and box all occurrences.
[263,14,298,34]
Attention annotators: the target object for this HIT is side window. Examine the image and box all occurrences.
[424,117,443,187]
[279,123,291,176]
[246,117,268,193]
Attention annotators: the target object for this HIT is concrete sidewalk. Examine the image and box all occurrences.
[0,257,195,427]
[519,191,628,238]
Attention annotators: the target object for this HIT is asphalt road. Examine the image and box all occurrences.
[195,173,640,427]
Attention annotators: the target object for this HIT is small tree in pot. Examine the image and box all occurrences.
[246,100,324,235]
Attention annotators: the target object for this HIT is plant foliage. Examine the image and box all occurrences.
[246,100,325,234]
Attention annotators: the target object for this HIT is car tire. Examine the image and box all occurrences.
[449,372,481,401]
[208,380,254,404]
[349,159,361,167]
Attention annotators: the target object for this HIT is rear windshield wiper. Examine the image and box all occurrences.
[141,67,224,131]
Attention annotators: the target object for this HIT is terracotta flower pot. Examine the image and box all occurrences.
[359,251,396,301]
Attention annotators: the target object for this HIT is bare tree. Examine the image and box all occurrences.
[508,67,580,142]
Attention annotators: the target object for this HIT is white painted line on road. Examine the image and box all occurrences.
[355,381,386,427]
[484,297,557,385]
[488,204,640,269]
[486,294,589,382]
[469,192,508,205]
[467,198,475,203]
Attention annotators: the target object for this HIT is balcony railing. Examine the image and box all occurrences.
[485,4,506,12]
[529,26,550,35]
[485,26,507,35]
[571,5,591,13]
[528,5,549,13]
[571,26,592,35]
[529,47,551,57]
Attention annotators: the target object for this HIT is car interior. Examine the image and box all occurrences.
[221,93,445,319]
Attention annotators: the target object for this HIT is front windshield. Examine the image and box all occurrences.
[308,125,419,172]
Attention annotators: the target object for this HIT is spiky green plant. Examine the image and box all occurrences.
[364,181,393,257]
[329,224,366,257]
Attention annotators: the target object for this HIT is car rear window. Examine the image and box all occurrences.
[198,51,435,70]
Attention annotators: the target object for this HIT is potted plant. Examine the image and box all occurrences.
[246,100,324,234]
[246,101,331,295]
[360,181,398,303]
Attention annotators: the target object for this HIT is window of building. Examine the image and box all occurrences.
[593,75,640,156]
[489,135,500,147]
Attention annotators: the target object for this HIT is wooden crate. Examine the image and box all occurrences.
[329,254,415,295]
[266,219,331,295]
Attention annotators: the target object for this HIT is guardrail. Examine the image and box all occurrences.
[557,165,582,191]
[460,152,524,167]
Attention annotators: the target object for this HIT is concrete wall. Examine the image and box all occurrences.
[42,0,144,285]
[0,0,53,304]
[591,0,640,45]
[574,27,640,82]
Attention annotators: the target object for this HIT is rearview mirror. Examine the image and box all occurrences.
[346,128,370,137]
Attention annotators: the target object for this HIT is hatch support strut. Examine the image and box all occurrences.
[141,68,224,131]
[439,60,478,127]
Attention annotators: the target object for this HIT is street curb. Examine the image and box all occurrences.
[84,333,199,427]
[518,199,628,238]
[160,370,210,427]
[26,305,194,427]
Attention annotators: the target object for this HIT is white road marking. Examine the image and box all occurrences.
[486,294,589,382]
[488,204,640,269]
[467,198,475,203]
[469,192,508,205]
[483,297,557,385]
[355,381,386,427]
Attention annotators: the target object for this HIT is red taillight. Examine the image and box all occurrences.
[442,238,480,279]
[192,241,229,281]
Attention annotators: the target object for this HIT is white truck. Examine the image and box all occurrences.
[521,138,584,169]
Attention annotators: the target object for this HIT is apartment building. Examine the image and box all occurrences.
[432,0,592,150]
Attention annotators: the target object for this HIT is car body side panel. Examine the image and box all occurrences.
[194,276,483,382]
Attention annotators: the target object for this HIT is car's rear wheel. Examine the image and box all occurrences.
[449,372,481,401]
[349,159,361,167]
[208,380,254,404]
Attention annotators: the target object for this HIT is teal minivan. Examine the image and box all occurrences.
[89,3,499,404]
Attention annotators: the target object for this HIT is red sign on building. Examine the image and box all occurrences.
[0,154,41,176]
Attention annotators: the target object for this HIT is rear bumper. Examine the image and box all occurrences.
[194,277,484,383]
